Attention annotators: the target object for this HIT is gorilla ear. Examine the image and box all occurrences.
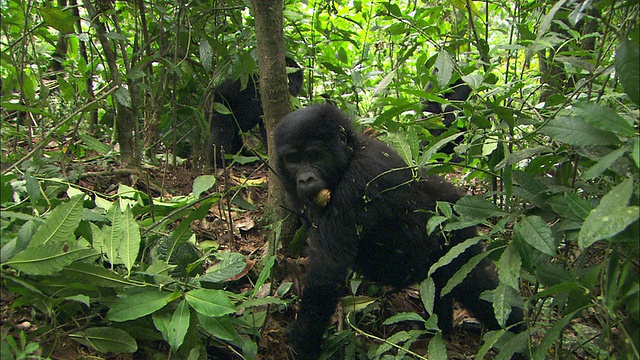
[339,125,348,146]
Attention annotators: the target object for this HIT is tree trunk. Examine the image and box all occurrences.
[84,0,138,166]
[249,0,299,248]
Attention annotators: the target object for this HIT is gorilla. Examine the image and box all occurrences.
[422,78,472,156]
[209,57,303,165]
[274,104,524,359]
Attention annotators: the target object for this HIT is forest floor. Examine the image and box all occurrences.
[1,159,513,359]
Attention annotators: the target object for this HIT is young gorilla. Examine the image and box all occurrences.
[274,104,524,359]
[209,57,303,165]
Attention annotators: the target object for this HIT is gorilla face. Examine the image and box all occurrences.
[275,105,354,205]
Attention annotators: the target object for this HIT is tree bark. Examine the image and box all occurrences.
[249,0,299,247]
[84,0,138,166]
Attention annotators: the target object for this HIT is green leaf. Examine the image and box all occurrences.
[168,300,190,350]
[578,178,638,250]
[30,194,85,247]
[616,38,640,105]
[565,192,592,220]
[579,206,639,250]
[4,242,99,275]
[107,290,179,322]
[152,311,171,341]
[114,86,132,108]
[581,146,629,179]
[201,252,246,283]
[454,196,507,220]
[382,312,425,325]
[252,255,276,297]
[515,216,556,256]
[428,236,484,277]
[40,6,76,34]
[185,289,235,317]
[498,245,522,290]
[199,38,213,71]
[480,284,514,328]
[540,116,620,146]
[118,205,141,276]
[573,102,635,136]
[70,327,137,353]
[533,310,581,360]
[79,133,111,154]
[427,332,447,360]
[419,277,435,316]
[197,313,239,342]
[64,262,137,288]
[192,175,216,199]
[441,249,492,297]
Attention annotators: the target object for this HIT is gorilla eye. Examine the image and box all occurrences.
[306,149,322,161]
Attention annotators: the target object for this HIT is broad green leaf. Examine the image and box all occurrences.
[533,310,581,360]
[79,133,111,154]
[212,102,232,115]
[201,252,246,283]
[65,262,137,288]
[24,172,41,205]
[375,330,412,357]
[515,216,556,256]
[441,249,492,297]
[581,146,629,179]
[435,50,454,88]
[540,116,620,146]
[197,313,239,342]
[573,102,635,136]
[579,178,638,250]
[30,194,85,247]
[565,192,592,220]
[168,300,190,350]
[104,200,124,264]
[480,284,513,328]
[384,313,426,326]
[579,206,639,250]
[616,38,640,105]
[513,170,548,197]
[192,175,216,199]
[428,235,484,277]
[427,332,447,360]
[454,196,507,220]
[70,327,137,353]
[114,86,132,108]
[118,205,141,276]
[494,146,552,170]
[107,290,179,322]
[185,289,235,317]
[498,245,522,291]
[477,330,507,360]
[5,242,99,275]
[152,311,171,341]
[40,6,76,34]
[252,255,276,297]
[373,69,395,96]
[199,38,213,71]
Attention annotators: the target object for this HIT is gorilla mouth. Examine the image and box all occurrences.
[313,189,331,207]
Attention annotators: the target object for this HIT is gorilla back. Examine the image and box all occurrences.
[274,104,524,359]
[209,57,303,165]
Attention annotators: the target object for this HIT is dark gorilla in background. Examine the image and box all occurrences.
[209,57,303,165]
[422,78,472,155]
[275,104,524,359]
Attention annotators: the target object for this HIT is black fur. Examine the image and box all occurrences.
[275,104,524,359]
[209,57,303,165]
